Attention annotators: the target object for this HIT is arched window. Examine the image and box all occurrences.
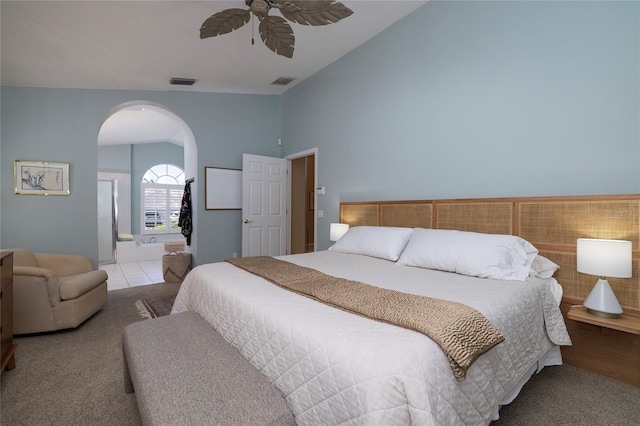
[141,164,185,234]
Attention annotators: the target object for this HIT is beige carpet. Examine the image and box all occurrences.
[1,281,638,425]
[0,282,180,425]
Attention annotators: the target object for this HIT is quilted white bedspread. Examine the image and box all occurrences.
[172,251,571,425]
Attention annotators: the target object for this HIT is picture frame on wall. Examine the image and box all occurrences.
[205,166,242,210]
[14,160,70,195]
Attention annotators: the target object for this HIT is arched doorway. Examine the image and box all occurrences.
[97,101,197,268]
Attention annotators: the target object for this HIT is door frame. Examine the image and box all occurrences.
[285,148,318,255]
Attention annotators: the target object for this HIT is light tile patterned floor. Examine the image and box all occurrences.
[100,260,164,291]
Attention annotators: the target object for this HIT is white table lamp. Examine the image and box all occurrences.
[577,238,632,318]
[330,223,349,242]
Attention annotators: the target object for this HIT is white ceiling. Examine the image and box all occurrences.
[1,0,427,145]
[99,104,189,146]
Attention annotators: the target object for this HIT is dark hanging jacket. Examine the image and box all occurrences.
[178,181,192,245]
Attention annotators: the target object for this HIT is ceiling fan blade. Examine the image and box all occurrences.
[259,16,295,58]
[200,8,251,39]
[277,0,354,26]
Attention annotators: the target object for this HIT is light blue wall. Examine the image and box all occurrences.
[281,0,640,250]
[1,87,281,265]
[98,144,132,172]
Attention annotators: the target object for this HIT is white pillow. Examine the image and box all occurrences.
[328,226,414,261]
[397,228,538,281]
[529,255,560,278]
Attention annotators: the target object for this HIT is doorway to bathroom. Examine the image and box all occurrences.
[97,101,198,269]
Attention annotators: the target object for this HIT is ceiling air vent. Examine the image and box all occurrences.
[271,77,295,86]
[170,77,197,86]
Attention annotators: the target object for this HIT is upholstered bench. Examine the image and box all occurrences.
[122,311,295,426]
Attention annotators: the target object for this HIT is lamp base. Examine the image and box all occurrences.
[585,308,621,319]
[583,278,623,319]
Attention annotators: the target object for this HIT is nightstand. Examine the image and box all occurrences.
[560,301,640,386]
[567,305,640,335]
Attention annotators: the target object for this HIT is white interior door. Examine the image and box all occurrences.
[242,154,287,257]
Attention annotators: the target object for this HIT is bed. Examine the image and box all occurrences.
[172,194,640,425]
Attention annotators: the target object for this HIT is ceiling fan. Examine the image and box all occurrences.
[200,0,354,58]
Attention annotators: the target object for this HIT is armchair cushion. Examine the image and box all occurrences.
[11,248,38,268]
[13,265,56,280]
[13,265,61,307]
[34,253,94,277]
[59,270,108,301]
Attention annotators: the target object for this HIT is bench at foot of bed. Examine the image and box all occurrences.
[122,310,295,426]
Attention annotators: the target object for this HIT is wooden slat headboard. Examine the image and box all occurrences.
[340,194,640,313]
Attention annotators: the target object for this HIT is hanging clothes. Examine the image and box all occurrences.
[178,181,193,245]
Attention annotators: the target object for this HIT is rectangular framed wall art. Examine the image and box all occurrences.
[205,166,242,210]
[14,160,70,195]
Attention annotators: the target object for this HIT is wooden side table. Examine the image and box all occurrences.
[561,301,639,386]
[1,250,17,372]
[567,305,640,335]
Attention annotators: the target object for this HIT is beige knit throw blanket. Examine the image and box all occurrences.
[227,256,504,380]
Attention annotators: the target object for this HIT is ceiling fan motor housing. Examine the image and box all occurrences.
[248,0,270,18]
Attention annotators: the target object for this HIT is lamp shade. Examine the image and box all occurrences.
[330,223,349,242]
[577,238,632,278]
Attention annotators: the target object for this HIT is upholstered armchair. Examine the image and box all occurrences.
[10,248,108,335]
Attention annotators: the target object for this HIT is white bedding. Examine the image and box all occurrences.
[172,251,571,425]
